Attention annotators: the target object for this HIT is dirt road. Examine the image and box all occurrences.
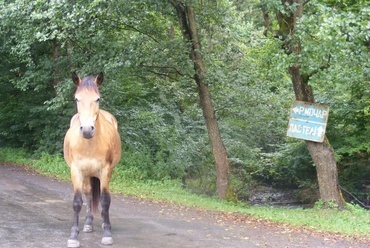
[0,164,368,248]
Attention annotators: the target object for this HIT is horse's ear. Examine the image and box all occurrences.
[72,72,81,86]
[95,72,104,87]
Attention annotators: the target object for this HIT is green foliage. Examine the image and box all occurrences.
[246,202,370,236]
[30,152,70,181]
[321,0,370,10]
[228,140,317,201]
[314,199,341,209]
[271,141,317,188]
[0,80,66,153]
[0,148,31,165]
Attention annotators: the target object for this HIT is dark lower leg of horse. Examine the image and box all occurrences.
[83,197,94,233]
[100,190,113,245]
[68,191,83,248]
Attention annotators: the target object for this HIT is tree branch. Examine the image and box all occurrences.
[169,0,192,41]
[101,17,160,43]
[140,64,184,77]
[302,53,331,83]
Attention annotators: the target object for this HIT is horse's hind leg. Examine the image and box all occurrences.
[83,178,94,233]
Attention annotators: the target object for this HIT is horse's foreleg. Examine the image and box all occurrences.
[83,178,94,233]
[101,189,113,245]
[68,191,83,248]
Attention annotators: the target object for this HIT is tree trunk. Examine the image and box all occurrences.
[290,65,344,208]
[306,140,343,206]
[52,39,61,87]
[170,1,230,199]
[277,0,345,208]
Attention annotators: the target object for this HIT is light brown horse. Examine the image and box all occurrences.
[64,72,121,248]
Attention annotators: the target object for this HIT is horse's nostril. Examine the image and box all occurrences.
[80,126,94,132]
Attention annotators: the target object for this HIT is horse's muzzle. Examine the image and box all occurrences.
[80,126,95,139]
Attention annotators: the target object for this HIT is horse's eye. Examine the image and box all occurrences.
[96,98,101,103]
[74,98,79,103]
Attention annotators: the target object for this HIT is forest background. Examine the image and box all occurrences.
[0,0,369,206]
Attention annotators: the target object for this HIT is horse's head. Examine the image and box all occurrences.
[72,72,103,139]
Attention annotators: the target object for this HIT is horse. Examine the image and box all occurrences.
[63,72,121,248]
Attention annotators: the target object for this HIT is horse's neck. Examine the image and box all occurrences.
[94,113,103,135]
[94,111,111,135]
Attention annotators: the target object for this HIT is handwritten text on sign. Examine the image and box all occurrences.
[287,101,330,142]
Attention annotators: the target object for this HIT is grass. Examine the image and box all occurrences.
[1,148,370,238]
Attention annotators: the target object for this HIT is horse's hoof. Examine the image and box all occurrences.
[83,224,93,233]
[67,239,80,248]
[101,236,113,245]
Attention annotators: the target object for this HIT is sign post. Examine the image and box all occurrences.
[287,101,329,142]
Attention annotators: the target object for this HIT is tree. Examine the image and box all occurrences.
[262,0,345,208]
[169,1,230,200]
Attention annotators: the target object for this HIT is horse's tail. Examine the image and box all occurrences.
[90,177,101,214]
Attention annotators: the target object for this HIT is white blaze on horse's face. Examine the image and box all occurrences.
[72,72,103,139]
[75,89,100,139]
[75,88,100,139]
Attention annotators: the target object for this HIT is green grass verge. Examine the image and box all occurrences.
[1,148,370,238]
